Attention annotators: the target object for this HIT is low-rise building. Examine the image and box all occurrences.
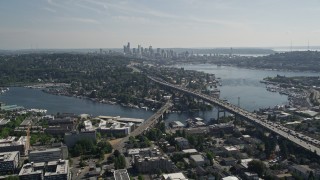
[0,136,29,155]
[190,154,205,166]
[221,157,237,166]
[44,160,71,180]
[209,123,234,135]
[29,146,68,163]
[113,169,130,180]
[243,172,259,180]
[175,137,190,150]
[182,149,198,155]
[162,172,188,180]
[0,151,19,173]
[98,121,134,137]
[45,125,72,136]
[133,147,173,173]
[19,160,70,180]
[19,162,45,180]
[169,121,185,128]
[289,165,314,180]
[64,130,96,147]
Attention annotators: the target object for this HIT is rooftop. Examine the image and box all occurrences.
[19,162,45,176]
[222,176,239,180]
[182,149,198,154]
[0,136,27,147]
[190,154,204,162]
[29,148,61,154]
[0,151,19,161]
[162,172,188,180]
[45,160,69,176]
[113,169,130,180]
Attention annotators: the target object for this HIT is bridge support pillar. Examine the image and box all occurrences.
[235,114,242,127]
[217,107,226,121]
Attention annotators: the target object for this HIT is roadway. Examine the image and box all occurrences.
[148,76,320,156]
[112,101,173,152]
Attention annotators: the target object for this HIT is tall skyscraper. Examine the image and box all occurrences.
[127,42,131,53]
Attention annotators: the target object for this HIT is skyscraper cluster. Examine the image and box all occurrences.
[123,42,180,59]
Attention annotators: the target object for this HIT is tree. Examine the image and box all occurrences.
[248,160,266,177]
[138,174,144,180]
[206,152,214,165]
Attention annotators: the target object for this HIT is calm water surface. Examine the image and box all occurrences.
[1,65,318,123]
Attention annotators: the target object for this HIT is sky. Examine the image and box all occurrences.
[1,0,320,49]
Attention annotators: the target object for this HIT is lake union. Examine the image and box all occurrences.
[0,65,318,122]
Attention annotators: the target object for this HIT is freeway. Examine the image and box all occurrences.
[112,101,173,152]
[148,76,320,156]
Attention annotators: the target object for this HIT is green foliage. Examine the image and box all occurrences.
[248,160,266,177]
[71,139,112,158]
[206,151,214,165]
[30,133,52,145]
[138,174,144,180]
[4,176,19,180]
[114,151,126,169]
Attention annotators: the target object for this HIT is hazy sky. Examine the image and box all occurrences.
[1,0,320,49]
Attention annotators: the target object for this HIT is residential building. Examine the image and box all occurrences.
[243,172,259,180]
[209,123,234,135]
[0,151,19,173]
[174,137,190,150]
[133,147,173,173]
[289,165,314,180]
[221,157,237,166]
[162,172,188,180]
[190,154,205,166]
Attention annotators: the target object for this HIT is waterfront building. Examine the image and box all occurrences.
[98,121,134,137]
[169,121,184,128]
[0,136,28,155]
[29,146,68,163]
[84,120,93,131]
[0,151,19,173]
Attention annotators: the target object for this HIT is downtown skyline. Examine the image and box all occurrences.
[1,0,320,49]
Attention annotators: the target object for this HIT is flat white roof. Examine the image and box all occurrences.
[0,151,19,161]
[182,149,198,154]
[222,176,239,180]
[162,172,188,180]
[224,146,238,151]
